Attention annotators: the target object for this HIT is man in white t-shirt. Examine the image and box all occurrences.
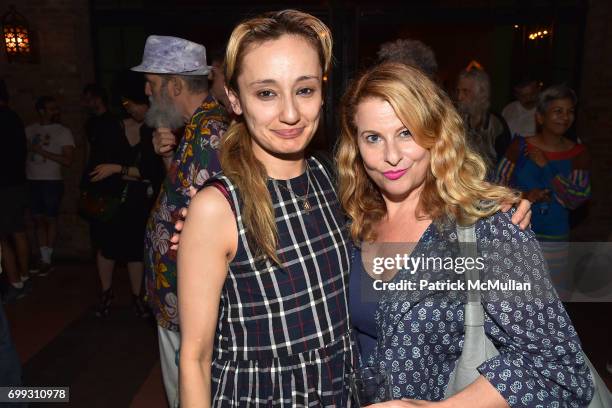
[25,96,75,274]
[502,79,541,139]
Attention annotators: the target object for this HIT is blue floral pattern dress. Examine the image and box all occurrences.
[352,211,594,407]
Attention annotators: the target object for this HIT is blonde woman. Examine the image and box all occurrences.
[175,10,533,407]
[338,63,593,406]
[177,10,353,406]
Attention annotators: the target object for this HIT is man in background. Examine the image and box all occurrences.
[131,35,229,407]
[377,38,438,80]
[0,79,30,303]
[502,78,540,139]
[456,63,512,174]
[25,96,75,275]
[0,294,22,403]
[208,47,232,112]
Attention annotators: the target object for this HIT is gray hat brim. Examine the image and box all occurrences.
[130,64,211,76]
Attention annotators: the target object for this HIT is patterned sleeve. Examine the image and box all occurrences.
[188,118,226,190]
[494,157,515,186]
[475,212,594,407]
[493,137,522,186]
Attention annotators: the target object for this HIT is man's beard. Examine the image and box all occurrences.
[457,99,481,118]
[145,88,185,129]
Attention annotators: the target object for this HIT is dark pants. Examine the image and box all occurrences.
[0,295,23,407]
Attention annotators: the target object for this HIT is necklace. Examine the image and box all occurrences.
[273,165,312,214]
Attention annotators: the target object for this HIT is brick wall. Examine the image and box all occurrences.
[574,0,612,241]
[0,0,94,258]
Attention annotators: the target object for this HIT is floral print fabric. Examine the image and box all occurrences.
[368,211,594,407]
[144,95,228,331]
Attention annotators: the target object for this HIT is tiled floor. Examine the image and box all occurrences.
[3,262,611,407]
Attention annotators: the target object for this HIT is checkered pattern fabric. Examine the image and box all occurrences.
[208,157,354,407]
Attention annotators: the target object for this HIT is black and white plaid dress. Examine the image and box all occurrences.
[207,157,354,407]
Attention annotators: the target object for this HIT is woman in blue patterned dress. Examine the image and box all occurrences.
[177,10,353,407]
[337,63,593,406]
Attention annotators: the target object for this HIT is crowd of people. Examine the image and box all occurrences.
[1,7,607,408]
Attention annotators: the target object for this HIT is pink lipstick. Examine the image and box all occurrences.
[383,169,407,180]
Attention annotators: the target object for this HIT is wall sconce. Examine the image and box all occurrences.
[2,5,31,61]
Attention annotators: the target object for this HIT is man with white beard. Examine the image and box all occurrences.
[456,64,512,176]
[131,35,229,408]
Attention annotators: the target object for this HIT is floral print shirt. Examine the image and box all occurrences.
[144,95,229,331]
[368,212,594,406]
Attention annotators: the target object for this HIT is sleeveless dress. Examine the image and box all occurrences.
[206,156,355,407]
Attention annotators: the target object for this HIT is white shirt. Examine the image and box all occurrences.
[25,123,75,180]
[502,100,536,139]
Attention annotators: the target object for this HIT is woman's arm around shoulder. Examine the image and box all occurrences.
[178,186,238,408]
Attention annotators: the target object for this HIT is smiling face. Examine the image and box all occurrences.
[537,97,575,136]
[355,97,430,202]
[228,34,323,161]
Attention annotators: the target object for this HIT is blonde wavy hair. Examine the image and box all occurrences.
[337,62,519,243]
[221,9,333,263]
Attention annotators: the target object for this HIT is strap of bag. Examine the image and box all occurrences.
[445,222,500,398]
[456,224,484,327]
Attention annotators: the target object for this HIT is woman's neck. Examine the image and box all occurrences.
[382,183,426,223]
[266,158,306,180]
[123,118,142,147]
[539,128,564,144]
[252,142,306,180]
[534,128,568,151]
[374,186,432,243]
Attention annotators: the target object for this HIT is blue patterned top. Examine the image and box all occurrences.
[353,211,594,406]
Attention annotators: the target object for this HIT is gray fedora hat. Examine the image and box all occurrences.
[131,35,211,76]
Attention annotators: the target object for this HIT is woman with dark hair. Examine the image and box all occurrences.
[87,71,164,318]
[496,84,590,240]
[495,84,590,293]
